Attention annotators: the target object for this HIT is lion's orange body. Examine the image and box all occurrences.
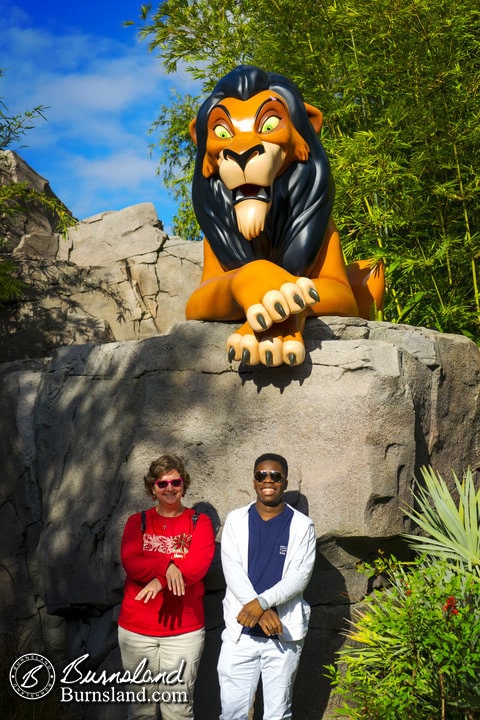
[186,66,384,367]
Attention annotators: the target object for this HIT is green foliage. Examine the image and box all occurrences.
[404,466,480,577]
[147,91,201,239]
[0,88,47,149]
[0,250,23,301]
[134,1,256,81]
[0,177,76,306]
[134,0,480,340]
[322,0,480,339]
[325,467,480,718]
[0,180,74,236]
[326,557,480,719]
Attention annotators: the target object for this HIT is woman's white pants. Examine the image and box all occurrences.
[118,625,205,720]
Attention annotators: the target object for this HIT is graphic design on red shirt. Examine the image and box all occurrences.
[143,532,193,558]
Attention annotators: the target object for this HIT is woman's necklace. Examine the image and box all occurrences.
[156,506,184,530]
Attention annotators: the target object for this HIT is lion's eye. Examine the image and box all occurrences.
[260,116,280,133]
[213,125,233,139]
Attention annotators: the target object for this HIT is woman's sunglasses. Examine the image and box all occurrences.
[254,470,285,483]
[154,477,184,489]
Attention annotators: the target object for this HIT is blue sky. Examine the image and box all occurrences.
[0,0,194,229]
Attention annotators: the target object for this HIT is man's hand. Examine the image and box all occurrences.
[236,598,265,628]
[258,609,283,637]
[135,577,162,603]
[166,563,186,596]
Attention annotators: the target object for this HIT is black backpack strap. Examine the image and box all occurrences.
[192,511,199,527]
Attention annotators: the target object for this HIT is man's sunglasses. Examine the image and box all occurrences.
[254,470,285,483]
[154,477,184,489]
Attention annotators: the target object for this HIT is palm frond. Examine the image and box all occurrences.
[403,466,480,576]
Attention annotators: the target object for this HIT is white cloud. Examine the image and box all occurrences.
[0,0,195,226]
[72,151,157,187]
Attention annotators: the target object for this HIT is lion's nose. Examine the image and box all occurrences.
[223,144,265,172]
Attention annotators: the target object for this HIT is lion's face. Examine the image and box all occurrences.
[190,90,323,241]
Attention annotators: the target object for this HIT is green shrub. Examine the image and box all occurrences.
[326,467,480,719]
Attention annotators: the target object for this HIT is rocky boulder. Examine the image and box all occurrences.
[0,150,67,250]
[1,316,478,719]
[0,151,202,362]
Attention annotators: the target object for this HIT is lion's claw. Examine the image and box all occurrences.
[246,304,273,332]
[274,301,287,318]
[256,313,268,329]
[245,278,318,333]
[242,348,250,364]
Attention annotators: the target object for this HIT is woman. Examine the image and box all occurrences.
[118,454,215,720]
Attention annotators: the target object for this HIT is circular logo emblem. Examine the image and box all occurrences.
[9,653,56,700]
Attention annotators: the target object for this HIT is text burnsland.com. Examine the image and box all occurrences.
[60,654,188,704]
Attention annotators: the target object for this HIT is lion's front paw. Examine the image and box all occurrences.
[226,328,305,367]
[246,277,319,332]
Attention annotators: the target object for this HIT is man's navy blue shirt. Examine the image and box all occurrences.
[243,503,293,637]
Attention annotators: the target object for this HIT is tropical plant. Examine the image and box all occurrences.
[325,466,480,719]
[404,466,480,578]
[326,556,480,719]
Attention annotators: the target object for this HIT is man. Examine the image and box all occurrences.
[218,453,316,719]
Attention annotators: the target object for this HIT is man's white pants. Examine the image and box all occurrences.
[118,625,205,720]
[217,631,304,720]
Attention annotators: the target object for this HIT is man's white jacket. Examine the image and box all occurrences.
[221,502,316,643]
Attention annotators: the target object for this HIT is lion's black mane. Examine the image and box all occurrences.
[192,65,334,276]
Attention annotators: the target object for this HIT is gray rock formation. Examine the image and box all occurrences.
[0,151,202,362]
[0,149,66,250]
[1,153,479,719]
[1,317,479,719]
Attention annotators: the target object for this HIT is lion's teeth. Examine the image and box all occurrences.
[233,185,270,204]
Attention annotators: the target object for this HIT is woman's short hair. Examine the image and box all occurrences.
[144,454,191,496]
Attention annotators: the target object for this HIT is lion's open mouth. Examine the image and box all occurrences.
[233,185,271,205]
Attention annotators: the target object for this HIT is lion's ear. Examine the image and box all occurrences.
[189,118,198,145]
[304,103,323,134]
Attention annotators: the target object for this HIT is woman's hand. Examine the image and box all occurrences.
[135,577,162,603]
[166,563,186,596]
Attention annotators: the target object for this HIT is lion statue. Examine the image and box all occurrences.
[186,65,384,367]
